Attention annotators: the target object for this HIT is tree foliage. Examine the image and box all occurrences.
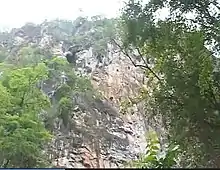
[0,63,52,168]
[129,131,180,168]
[119,0,220,167]
[42,16,116,57]
[70,16,117,56]
[42,56,96,131]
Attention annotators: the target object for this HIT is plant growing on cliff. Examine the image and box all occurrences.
[119,0,220,167]
[43,56,96,130]
[70,16,117,57]
[0,63,52,168]
[129,131,180,168]
[0,48,9,62]
[5,46,46,67]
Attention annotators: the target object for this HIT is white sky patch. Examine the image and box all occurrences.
[0,0,124,29]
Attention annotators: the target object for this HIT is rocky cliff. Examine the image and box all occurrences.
[0,19,155,168]
[47,47,149,168]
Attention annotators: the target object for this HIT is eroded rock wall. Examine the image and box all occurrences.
[47,43,150,168]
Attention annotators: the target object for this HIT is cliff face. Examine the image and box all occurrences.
[47,43,148,168]
[0,20,150,168]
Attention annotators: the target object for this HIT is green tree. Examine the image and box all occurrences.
[42,57,95,131]
[119,0,220,167]
[0,48,9,62]
[0,63,52,168]
[129,131,180,168]
[71,16,117,56]
[17,46,46,66]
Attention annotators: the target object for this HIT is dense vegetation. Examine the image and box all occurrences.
[119,0,220,168]
[0,0,219,168]
[0,63,51,167]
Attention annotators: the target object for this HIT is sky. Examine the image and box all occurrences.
[0,0,219,31]
[0,0,125,29]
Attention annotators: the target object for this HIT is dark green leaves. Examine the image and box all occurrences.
[119,0,220,167]
[0,63,52,168]
[129,131,180,168]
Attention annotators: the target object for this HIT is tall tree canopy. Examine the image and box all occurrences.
[119,0,220,167]
[0,63,52,168]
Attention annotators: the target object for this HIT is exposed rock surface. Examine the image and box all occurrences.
[0,21,153,168]
[46,44,149,168]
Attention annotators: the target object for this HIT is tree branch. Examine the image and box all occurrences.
[207,81,220,110]
[136,47,150,65]
[2,159,9,168]
[111,39,161,81]
[203,119,220,130]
